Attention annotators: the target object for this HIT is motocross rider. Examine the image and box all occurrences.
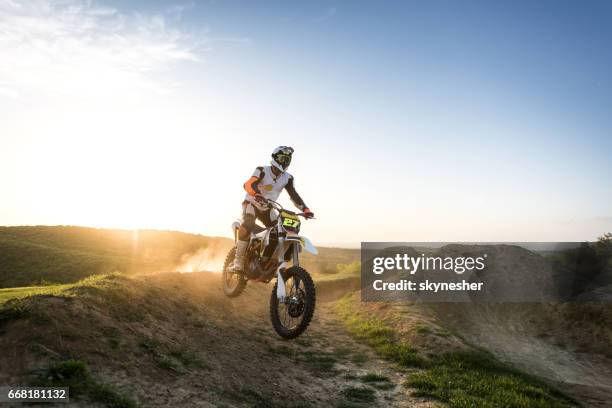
[230,146,314,273]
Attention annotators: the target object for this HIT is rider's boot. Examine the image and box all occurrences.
[230,240,248,273]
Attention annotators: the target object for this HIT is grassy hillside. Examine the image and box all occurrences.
[302,246,360,275]
[0,226,232,288]
[0,225,358,289]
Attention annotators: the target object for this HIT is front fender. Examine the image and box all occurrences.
[300,236,318,255]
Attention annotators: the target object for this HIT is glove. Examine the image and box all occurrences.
[254,194,268,205]
[303,208,314,219]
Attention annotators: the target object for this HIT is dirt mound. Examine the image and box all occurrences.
[0,272,432,407]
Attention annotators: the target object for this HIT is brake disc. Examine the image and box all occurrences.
[287,289,305,318]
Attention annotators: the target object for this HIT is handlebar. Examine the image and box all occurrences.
[261,198,315,219]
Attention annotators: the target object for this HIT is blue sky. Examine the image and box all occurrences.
[1,0,610,243]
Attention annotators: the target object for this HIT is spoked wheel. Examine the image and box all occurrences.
[270,266,316,339]
[222,247,247,298]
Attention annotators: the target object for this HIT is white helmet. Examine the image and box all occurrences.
[271,146,294,172]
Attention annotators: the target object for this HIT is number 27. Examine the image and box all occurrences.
[283,219,299,227]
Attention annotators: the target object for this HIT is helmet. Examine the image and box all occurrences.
[271,146,294,172]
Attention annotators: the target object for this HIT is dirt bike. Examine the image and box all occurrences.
[222,199,318,339]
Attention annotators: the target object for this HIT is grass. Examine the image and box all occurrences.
[0,273,125,306]
[0,226,230,288]
[299,350,339,374]
[139,337,207,372]
[0,274,129,331]
[336,301,427,368]
[266,345,339,375]
[139,338,181,372]
[360,373,394,390]
[229,388,268,406]
[341,386,376,404]
[33,359,136,408]
[301,247,360,277]
[155,356,181,372]
[224,386,305,408]
[332,346,353,358]
[102,326,122,349]
[407,352,576,408]
[295,337,314,347]
[360,372,389,383]
[169,347,208,369]
[313,261,361,282]
[0,272,165,331]
[0,302,30,323]
[267,344,295,356]
[414,323,433,335]
[0,283,75,305]
[350,352,369,365]
[335,294,577,408]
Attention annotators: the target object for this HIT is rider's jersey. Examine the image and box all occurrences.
[243,166,307,211]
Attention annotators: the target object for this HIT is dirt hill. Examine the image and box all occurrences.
[0,272,433,407]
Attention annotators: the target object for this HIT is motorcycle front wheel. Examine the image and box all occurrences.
[270,266,316,339]
[222,247,247,298]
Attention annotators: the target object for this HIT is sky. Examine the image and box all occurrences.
[1,0,611,245]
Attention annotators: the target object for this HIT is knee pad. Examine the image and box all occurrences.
[239,215,255,240]
[238,226,250,240]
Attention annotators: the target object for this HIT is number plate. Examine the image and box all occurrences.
[280,212,301,230]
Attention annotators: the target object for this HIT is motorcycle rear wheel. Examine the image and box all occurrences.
[222,247,247,298]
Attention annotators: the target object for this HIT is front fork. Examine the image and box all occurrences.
[276,236,286,301]
[275,238,301,301]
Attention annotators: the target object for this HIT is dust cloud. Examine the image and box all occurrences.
[175,244,229,273]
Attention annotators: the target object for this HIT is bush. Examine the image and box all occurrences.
[34,360,136,408]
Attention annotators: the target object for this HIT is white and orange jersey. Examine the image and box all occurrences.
[243,166,307,211]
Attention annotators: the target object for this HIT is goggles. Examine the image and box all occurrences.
[276,153,291,164]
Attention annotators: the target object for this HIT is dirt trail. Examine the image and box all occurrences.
[292,302,438,408]
[0,272,436,407]
[207,272,439,407]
